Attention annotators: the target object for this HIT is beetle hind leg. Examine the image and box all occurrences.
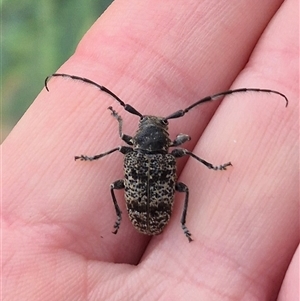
[176,182,193,242]
[110,179,125,234]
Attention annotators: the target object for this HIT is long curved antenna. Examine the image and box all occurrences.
[165,88,288,120]
[45,73,143,118]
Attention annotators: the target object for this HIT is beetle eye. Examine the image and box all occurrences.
[161,119,168,125]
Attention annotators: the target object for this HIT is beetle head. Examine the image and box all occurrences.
[133,116,171,153]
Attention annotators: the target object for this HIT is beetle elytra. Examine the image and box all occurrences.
[45,73,288,242]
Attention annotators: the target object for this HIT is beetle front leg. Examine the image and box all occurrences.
[110,179,125,234]
[172,149,232,170]
[171,134,191,147]
[108,106,133,146]
[176,182,193,242]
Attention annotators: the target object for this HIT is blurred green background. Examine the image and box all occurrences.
[2,0,113,142]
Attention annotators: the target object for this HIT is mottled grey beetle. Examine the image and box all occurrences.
[45,73,288,242]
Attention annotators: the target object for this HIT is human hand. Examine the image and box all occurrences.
[3,0,298,300]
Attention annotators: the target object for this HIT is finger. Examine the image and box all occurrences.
[143,0,298,300]
[278,245,300,301]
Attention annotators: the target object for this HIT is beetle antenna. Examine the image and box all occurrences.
[45,73,143,118]
[165,88,288,120]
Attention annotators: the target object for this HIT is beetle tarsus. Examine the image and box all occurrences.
[182,225,193,242]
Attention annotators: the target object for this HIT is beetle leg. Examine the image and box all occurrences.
[171,134,191,147]
[171,149,232,170]
[75,146,133,161]
[176,182,193,242]
[110,179,125,234]
[108,106,134,146]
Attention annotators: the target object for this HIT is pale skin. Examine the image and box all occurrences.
[2,0,299,300]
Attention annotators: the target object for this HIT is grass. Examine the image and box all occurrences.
[2,0,113,142]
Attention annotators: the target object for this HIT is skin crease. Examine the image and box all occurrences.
[2,0,299,300]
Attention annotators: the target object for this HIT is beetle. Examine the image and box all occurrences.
[45,73,288,242]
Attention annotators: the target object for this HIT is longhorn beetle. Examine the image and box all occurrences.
[45,73,288,242]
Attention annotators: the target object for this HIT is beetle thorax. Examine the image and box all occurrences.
[133,116,171,153]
